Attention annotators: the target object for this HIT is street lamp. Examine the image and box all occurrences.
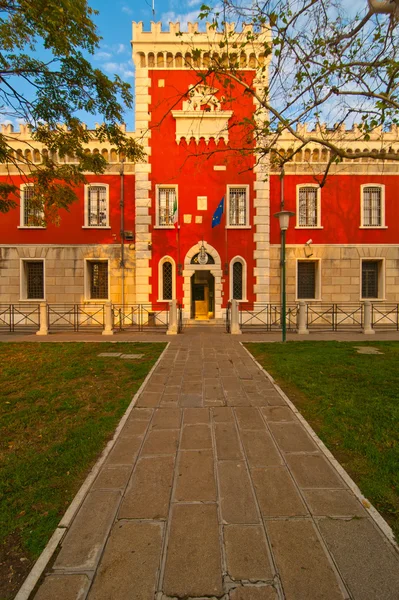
[274,209,295,342]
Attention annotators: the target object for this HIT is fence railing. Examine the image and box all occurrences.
[371,304,399,331]
[112,304,169,332]
[0,304,40,332]
[239,303,298,332]
[225,301,231,333]
[48,304,105,331]
[177,303,184,333]
[306,304,363,332]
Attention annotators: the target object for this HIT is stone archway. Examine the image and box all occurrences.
[182,242,223,320]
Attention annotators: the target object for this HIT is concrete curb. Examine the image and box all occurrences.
[14,342,170,600]
[240,342,399,554]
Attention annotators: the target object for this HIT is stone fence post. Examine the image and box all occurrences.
[102,302,114,335]
[167,299,178,335]
[36,302,48,336]
[230,299,242,335]
[362,301,375,335]
[297,301,309,335]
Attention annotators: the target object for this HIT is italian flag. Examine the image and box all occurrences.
[172,196,178,228]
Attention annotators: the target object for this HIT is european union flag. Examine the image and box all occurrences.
[212,196,224,228]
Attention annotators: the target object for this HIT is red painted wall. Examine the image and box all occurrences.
[148,70,257,305]
[270,174,399,245]
[0,173,135,245]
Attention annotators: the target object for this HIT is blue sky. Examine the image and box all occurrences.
[86,0,205,129]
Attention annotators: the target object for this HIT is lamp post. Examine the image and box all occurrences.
[274,210,295,342]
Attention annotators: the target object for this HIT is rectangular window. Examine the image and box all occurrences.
[89,261,108,299]
[363,187,382,227]
[229,187,247,226]
[298,187,318,227]
[362,261,379,298]
[297,261,316,299]
[22,185,44,227]
[158,187,176,226]
[25,261,44,299]
[88,185,108,226]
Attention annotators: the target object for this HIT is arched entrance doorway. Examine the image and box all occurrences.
[182,242,223,321]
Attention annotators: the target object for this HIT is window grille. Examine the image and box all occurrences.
[298,187,318,227]
[229,188,247,226]
[298,262,316,299]
[88,186,107,226]
[23,186,43,226]
[90,262,108,299]
[232,261,243,299]
[362,261,379,298]
[158,188,176,226]
[363,187,381,226]
[162,261,173,299]
[26,262,44,299]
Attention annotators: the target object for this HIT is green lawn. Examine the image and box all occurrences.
[0,342,165,599]
[245,341,399,540]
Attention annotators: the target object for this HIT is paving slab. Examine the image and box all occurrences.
[180,423,212,449]
[268,422,318,453]
[120,418,150,436]
[224,525,273,581]
[251,467,307,517]
[136,391,163,407]
[119,353,144,359]
[87,521,163,600]
[302,489,367,517]
[318,518,399,600]
[54,490,121,571]
[286,454,345,489]
[229,586,278,600]
[92,466,131,490]
[174,449,216,502]
[218,461,259,524]
[235,407,265,430]
[119,455,175,519]
[33,574,91,600]
[241,430,282,467]
[141,428,179,455]
[267,519,344,600]
[104,434,143,465]
[183,407,210,423]
[214,422,243,460]
[212,406,234,422]
[151,408,182,429]
[163,504,223,597]
[97,352,122,357]
[260,406,297,422]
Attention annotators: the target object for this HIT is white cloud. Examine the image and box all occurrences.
[161,9,202,30]
[94,51,112,61]
[116,43,127,54]
[102,61,135,79]
[121,5,133,15]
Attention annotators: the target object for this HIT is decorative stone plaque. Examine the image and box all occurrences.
[197,196,207,211]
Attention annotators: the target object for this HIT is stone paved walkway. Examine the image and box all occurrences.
[32,330,399,600]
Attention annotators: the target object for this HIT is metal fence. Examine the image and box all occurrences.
[306,304,363,332]
[225,301,231,333]
[177,303,184,333]
[0,304,40,332]
[48,304,105,331]
[112,304,169,332]
[371,304,399,331]
[239,303,298,332]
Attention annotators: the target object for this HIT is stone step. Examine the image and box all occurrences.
[185,319,225,327]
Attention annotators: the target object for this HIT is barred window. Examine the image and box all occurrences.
[162,261,173,300]
[362,261,379,298]
[88,185,108,226]
[158,187,176,226]
[26,261,44,299]
[298,187,318,227]
[229,187,247,226]
[362,187,382,227]
[232,261,243,300]
[297,262,316,299]
[22,185,44,227]
[89,262,108,299]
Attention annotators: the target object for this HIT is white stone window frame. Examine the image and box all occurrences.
[84,258,110,301]
[360,184,387,229]
[226,184,251,229]
[295,184,323,229]
[154,184,178,229]
[295,258,322,301]
[360,257,385,301]
[19,258,46,301]
[83,183,111,229]
[229,256,248,302]
[158,255,176,302]
[18,183,46,229]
